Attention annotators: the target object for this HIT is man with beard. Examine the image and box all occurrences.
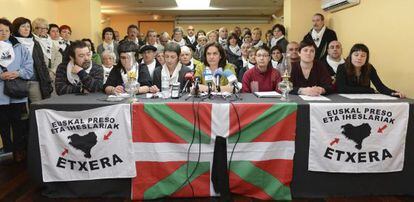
[55,40,103,95]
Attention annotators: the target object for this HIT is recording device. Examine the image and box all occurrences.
[204,68,214,96]
[181,71,194,94]
[223,70,240,93]
[213,68,223,92]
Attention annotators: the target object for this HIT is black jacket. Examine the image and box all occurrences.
[103,64,153,91]
[152,65,192,92]
[303,27,337,61]
[336,64,395,95]
[32,39,53,99]
[55,62,103,95]
[184,36,197,52]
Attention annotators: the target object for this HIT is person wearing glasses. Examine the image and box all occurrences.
[290,40,333,96]
[241,46,282,93]
[0,18,34,162]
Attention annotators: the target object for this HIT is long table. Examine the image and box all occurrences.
[27,93,414,198]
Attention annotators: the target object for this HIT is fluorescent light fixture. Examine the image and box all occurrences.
[175,0,211,9]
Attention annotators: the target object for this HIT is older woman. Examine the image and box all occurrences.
[242,47,281,93]
[194,42,237,93]
[153,42,192,92]
[0,18,33,162]
[290,40,333,96]
[172,27,186,47]
[103,41,155,95]
[97,27,119,62]
[206,30,218,43]
[180,46,203,71]
[101,50,116,83]
[336,43,405,98]
[12,17,52,101]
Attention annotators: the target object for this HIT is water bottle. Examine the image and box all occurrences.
[161,74,170,98]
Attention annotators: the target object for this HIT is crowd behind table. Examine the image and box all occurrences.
[0,13,406,163]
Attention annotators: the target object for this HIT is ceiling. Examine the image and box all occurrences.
[101,0,283,17]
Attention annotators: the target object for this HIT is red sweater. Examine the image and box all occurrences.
[242,66,282,93]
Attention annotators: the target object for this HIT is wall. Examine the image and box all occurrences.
[107,15,175,38]
[284,0,326,42]
[0,0,57,24]
[329,0,414,97]
[56,0,101,44]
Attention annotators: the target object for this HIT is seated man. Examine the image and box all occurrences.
[55,40,103,95]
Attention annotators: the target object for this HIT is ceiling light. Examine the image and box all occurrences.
[175,0,211,9]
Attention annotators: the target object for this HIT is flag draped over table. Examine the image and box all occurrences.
[131,102,297,201]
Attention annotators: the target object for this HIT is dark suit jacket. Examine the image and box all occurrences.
[184,36,198,52]
[303,27,337,61]
[152,65,192,91]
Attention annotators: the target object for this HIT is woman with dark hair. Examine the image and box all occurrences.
[290,40,333,96]
[242,47,282,93]
[12,17,53,101]
[336,43,405,98]
[270,45,283,69]
[270,24,288,52]
[81,38,101,65]
[97,27,119,61]
[153,42,192,92]
[225,32,243,73]
[103,41,154,95]
[194,42,237,93]
[0,18,33,162]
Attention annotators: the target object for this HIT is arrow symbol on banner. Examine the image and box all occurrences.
[378,124,388,133]
[61,148,68,156]
[330,138,339,146]
[104,131,113,140]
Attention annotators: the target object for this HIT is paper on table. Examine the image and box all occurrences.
[299,95,331,101]
[254,91,282,98]
[339,94,398,100]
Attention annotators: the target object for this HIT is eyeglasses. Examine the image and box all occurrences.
[256,54,270,58]
[35,27,48,31]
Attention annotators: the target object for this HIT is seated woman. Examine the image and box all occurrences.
[103,41,156,95]
[290,40,333,96]
[336,43,405,98]
[153,42,192,92]
[238,46,257,82]
[241,47,282,93]
[270,45,283,70]
[194,42,237,93]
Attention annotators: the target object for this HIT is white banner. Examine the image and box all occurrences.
[36,104,136,182]
[308,102,409,173]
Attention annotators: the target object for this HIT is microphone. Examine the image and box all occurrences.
[181,71,194,93]
[193,76,201,96]
[223,69,240,93]
[204,68,214,95]
[213,68,223,92]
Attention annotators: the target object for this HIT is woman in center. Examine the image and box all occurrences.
[153,42,192,91]
[290,40,333,96]
[242,47,282,93]
[194,42,237,93]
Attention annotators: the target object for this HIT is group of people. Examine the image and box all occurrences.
[0,12,406,162]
